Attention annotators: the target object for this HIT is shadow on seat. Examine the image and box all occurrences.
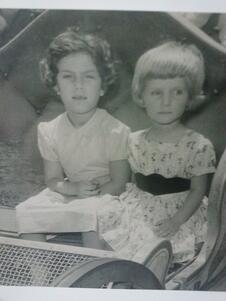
[131,238,172,288]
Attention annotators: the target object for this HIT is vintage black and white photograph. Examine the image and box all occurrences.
[0,3,226,293]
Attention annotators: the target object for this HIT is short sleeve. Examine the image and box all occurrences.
[127,131,143,173]
[38,122,59,161]
[186,137,216,177]
[106,123,130,162]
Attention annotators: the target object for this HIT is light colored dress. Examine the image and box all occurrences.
[98,129,216,263]
[16,108,130,234]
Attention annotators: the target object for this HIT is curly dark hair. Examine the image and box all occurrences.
[40,28,118,92]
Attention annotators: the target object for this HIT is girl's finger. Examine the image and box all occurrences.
[86,189,100,196]
[85,184,97,190]
[158,226,167,233]
[91,180,99,186]
[159,229,170,237]
[158,232,168,238]
[84,181,96,186]
[154,221,163,227]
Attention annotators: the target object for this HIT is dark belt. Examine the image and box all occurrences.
[135,173,191,195]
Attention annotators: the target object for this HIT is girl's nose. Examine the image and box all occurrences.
[73,77,84,89]
[161,92,171,106]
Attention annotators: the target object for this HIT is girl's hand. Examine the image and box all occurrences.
[74,181,100,198]
[153,218,181,238]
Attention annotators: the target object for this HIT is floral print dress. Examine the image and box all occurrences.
[98,129,216,263]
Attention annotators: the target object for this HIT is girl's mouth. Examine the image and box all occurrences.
[72,96,87,100]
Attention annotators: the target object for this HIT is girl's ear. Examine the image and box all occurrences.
[136,96,146,108]
[185,101,191,111]
[186,94,206,112]
[100,89,105,97]
[54,85,60,95]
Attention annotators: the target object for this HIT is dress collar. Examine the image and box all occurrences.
[63,108,104,136]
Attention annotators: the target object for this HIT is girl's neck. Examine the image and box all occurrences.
[147,120,187,143]
[66,108,97,128]
[150,119,184,132]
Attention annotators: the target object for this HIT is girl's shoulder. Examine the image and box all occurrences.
[182,129,215,150]
[100,109,130,133]
[127,130,147,151]
[129,129,146,141]
[38,112,66,129]
[38,112,67,136]
[183,130,216,176]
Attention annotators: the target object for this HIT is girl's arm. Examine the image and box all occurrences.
[154,174,208,238]
[99,159,131,196]
[173,174,207,224]
[43,159,99,197]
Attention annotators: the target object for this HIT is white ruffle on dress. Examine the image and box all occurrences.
[98,129,216,263]
[16,108,130,234]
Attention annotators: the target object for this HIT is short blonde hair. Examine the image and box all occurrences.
[132,41,205,111]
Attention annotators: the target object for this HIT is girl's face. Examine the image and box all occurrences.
[141,77,189,126]
[56,52,103,116]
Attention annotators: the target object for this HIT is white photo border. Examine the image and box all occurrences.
[0,0,226,300]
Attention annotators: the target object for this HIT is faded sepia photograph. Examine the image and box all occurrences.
[0,6,226,292]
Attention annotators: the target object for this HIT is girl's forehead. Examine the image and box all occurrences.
[57,52,98,71]
[144,77,187,87]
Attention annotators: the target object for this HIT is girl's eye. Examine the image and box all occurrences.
[85,74,97,80]
[174,89,185,95]
[62,74,73,79]
[150,90,162,96]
